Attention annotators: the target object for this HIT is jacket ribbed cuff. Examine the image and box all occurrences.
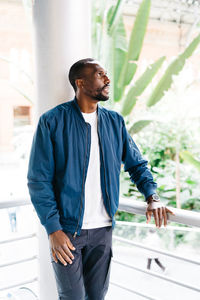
[44,219,63,235]
[144,189,157,201]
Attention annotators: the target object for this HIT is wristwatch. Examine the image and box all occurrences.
[147,193,160,204]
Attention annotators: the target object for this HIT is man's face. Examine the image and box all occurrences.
[79,62,110,102]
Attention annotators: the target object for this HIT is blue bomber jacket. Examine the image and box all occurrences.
[27,97,157,237]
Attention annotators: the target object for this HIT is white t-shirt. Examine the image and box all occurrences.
[81,109,112,229]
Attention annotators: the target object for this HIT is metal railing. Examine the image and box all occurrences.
[0,199,31,209]
[111,229,200,298]
[0,233,36,245]
[0,199,38,294]
[108,197,200,299]
[118,197,200,227]
[110,281,161,300]
[113,233,200,265]
[0,278,38,293]
[0,197,200,299]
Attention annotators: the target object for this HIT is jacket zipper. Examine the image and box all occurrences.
[97,118,112,218]
[73,123,88,239]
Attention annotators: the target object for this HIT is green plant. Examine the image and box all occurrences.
[92,0,200,132]
[92,0,200,220]
[180,151,200,172]
[121,120,200,211]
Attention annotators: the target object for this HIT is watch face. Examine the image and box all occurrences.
[152,194,160,201]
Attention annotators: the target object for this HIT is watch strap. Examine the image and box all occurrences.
[147,193,160,204]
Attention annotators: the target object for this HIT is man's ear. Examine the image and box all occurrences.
[75,79,84,90]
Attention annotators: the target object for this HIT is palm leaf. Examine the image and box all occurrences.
[129,120,152,134]
[114,48,126,101]
[121,56,165,115]
[113,15,128,101]
[92,0,107,59]
[147,33,200,107]
[126,0,151,62]
[180,151,200,172]
[107,0,125,35]
[118,0,151,88]
[121,96,137,116]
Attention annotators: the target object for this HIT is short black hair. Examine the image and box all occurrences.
[68,58,95,92]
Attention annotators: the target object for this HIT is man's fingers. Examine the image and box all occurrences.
[153,209,159,227]
[59,248,73,264]
[53,243,75,266]
[66,238,76,251]
[166,208,175,215]
[158,208,163,227]
[146,210,152,223]
[55,251,69,266]
[63,244,75,260]
[163,207,167,227]
[52,250,58,263]
[146,204,175,228]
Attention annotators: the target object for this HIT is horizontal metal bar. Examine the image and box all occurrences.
[0,255,38,268]
[112,259,200,293]
[0,233,37,245]
[0,277,38,292]
[110,281,159,300]
[1,198,199,228]
[116,221,200,232]
[119,198,200,228]
[0,199,31,209]
[113,235,200,265]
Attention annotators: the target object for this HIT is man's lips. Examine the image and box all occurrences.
[102,85,110,92]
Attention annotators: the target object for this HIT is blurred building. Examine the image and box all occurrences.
[0,0,33,153]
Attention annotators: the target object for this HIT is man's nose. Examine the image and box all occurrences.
[104,74,110,84]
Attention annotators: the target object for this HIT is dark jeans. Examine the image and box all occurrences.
[50,226,113,300]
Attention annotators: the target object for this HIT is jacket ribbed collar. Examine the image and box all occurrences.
[71,96,102,123]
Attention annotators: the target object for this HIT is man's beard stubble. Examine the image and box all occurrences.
[94,92,109,102]
[94,85,110,102]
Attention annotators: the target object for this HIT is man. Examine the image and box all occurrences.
[146,228,167,273]
[27,58,174,300]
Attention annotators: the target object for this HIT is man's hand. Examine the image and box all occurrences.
[146,201,175,228]
[49,230,76,266]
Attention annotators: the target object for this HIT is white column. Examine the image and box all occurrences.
[32,0,91,121]
[32,1,91,299]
